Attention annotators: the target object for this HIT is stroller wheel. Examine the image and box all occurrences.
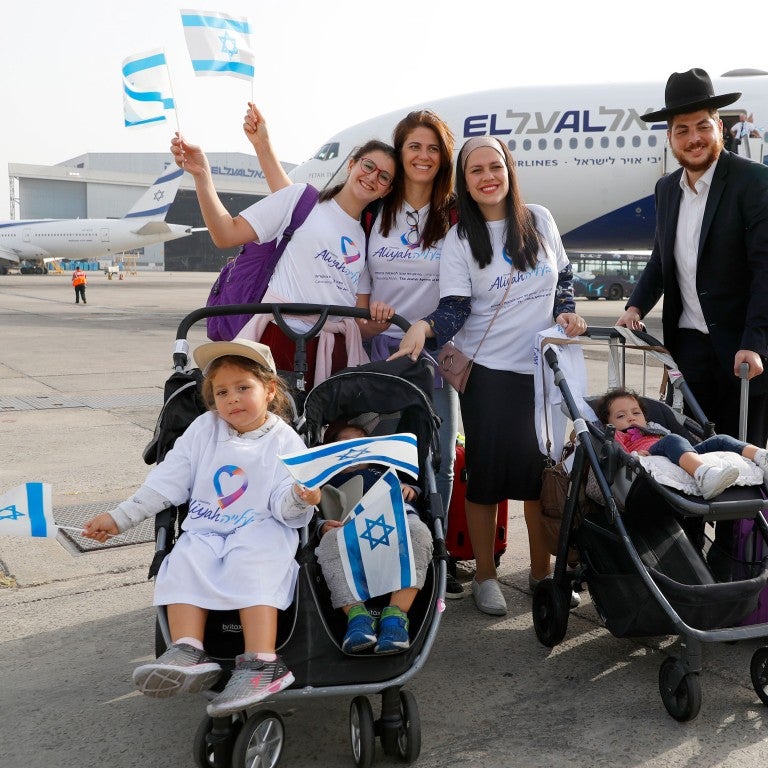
[658,657,702,722]
[380,689,421,763]
[350,696,376,768]
[750,647,768,707]
[231,710,285,768]
[532,579,569,648]
[193,715,242,768]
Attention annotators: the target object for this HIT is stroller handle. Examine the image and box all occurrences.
[172,303,411,370]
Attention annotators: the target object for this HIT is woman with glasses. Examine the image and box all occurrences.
[170,131,396,388]
[241,107,463,597]
[391,136,587,616]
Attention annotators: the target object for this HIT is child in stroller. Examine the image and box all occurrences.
[82,339,321,717]
[315,421,434,655]
[595,387,768,500]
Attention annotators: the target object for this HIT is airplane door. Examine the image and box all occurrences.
[662,142,681,176]
[100,228,110,242]
[23,228,32,242]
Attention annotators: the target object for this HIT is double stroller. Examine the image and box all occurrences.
[531,326,768,721]
[144,303,448,768]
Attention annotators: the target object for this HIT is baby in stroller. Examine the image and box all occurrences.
[82,339,321,716]
[595,388,768,500]
[315,421,434,655]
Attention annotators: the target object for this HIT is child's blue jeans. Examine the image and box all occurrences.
[649,433,747,465]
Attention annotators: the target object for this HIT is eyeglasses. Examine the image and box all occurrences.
[403,209,420,247]
[358,157,393,187]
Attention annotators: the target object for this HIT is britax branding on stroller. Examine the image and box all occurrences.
[531,326,768,722]
[144,302,448,768]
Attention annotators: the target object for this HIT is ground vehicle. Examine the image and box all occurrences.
[571,252,649,300]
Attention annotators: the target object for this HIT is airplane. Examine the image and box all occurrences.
[288,69,768,253]
[0,168,193,274]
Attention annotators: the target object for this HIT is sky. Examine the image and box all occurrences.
[3,0,768,220]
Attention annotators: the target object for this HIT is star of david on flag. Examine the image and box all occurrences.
[180,9,255,80]
[280,433,419,489]
[0,483,57,538]
[337,469,416,602]
[122,49,176,128]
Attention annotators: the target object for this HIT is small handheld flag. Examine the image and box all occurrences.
[280,433,419,490]
[180,9,255,80]
[337,469,417,602]
[0,483,57,538]
[122,49,176,128]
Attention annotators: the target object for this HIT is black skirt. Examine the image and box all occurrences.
[459,363,546,504]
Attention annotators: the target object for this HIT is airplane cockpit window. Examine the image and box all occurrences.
[312,143,340,161]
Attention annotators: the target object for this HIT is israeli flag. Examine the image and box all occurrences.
[338,469,416,602]
[180,9,255,80]
[280,433,419,490]
[0,483,57,538]
[122,49,175,128]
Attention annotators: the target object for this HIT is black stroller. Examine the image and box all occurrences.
[531,326,768,721]
[145,303,448,768]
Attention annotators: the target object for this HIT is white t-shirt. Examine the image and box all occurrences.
[239,184,366,307]
[358,203,443,339]
[440,204,570,374]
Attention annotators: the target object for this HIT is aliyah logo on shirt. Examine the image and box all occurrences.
[213,465,248,509]
[489,261,552,290]
[340,236,361,264]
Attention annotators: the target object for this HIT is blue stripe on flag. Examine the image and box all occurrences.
[191,60,255,77]
[343,518,370,601]
[124,116,168,128]
[26,483,47,537]
[386,475,412,586]
[181,12,251,33]
[122,53,168,77]
[123,85,174,110]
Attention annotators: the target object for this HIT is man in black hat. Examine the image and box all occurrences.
[617,68,768,573]
[618,68,768,450]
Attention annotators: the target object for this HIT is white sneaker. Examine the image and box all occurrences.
[471,578,507,616]
[694,465,739,501]
[753,449,768,486]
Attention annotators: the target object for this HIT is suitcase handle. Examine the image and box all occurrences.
[739,362,749,442]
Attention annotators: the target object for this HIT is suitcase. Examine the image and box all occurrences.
[445,443,508,564]
[731,363,768,625]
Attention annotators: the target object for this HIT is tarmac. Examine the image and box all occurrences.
[1,271,767,768]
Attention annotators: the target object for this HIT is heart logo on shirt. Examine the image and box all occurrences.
[213,465,248,509]
[340,236,361,264]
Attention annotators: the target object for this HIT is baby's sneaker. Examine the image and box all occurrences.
[753,448,768,486]
[694,465,740,500]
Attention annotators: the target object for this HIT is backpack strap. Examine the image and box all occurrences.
[361,198,383,258]
[275,184,319,256]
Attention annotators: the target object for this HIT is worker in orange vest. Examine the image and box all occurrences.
[72,266,87,304]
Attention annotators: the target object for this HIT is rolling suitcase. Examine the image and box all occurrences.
[445,443,508,565]
[732,363,768,625]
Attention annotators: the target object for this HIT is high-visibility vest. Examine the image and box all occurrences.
[72,271,87,287]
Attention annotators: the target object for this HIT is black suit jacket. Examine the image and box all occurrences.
[628,150,768,391]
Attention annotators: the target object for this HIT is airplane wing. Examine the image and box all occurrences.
[0,245,21,264]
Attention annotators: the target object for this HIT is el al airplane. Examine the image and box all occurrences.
[0,168,193,274]
[289,69,768,252]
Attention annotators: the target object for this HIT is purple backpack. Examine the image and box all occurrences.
[205,184,319,341]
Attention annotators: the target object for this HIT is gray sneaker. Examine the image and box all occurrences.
[133,643,221,698]
[206,653,294,717]
[471,578,508,616]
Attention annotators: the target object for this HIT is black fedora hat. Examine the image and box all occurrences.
[640,68,741,123]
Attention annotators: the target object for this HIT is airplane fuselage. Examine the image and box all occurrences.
[289,72,768,252]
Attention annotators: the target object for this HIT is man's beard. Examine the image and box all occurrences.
[671,137,723,174]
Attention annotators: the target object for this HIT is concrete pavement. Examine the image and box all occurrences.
[1,271,766,768]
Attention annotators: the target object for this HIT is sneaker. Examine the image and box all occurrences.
[470,578,507,616]
[206,654,294,717]
[342,608,377,653]
[445,572,465,599]
[132,642,221,698]
[753,449,768,486]
[375,607,410,654]
[528,572,581,609]
[694,465,739,500]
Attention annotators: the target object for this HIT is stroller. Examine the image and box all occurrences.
[531,326,768,721]
[144,303,448,768]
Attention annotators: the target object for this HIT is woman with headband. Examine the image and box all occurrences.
[391,136,587,616]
